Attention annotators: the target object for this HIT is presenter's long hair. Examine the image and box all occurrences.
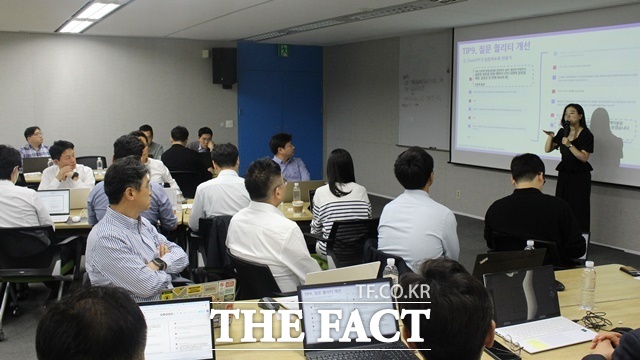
[327,148,355,197]
[563,103,588,129]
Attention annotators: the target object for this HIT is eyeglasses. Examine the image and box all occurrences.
[501,334,523,358]
[32,132,43,136]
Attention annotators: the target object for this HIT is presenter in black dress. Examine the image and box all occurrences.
[543,103,594,232]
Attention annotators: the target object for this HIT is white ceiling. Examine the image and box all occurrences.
[1,0,639,46]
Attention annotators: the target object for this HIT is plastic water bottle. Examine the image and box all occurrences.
[382,258,399,286]
[47,158,54,167]
[293,182,301,203]
[524,240,535,251]
[580,261,596,310]
[96,157,103,170]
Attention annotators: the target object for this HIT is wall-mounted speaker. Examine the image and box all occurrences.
[211,48,237,89]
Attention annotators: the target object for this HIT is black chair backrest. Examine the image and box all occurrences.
[226,249,281,300]
[326,218,380,268]
[0,226,56,271]
[199,215,233,269]
[490,231,566,269]
[363,238,414,278]
[170,170,207,199]
[76,156,107,170]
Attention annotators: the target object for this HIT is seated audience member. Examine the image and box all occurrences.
[583,329,640,360]
[130,130,180,191]
[226,158,320,292]
[139,124,164,159]
[189,143,250,232]
[36,286,147,360]
[378,147,459,271]
[86,156,188,302]
[484,153,585,266]
[398,258,495,360]
[310,148,371,259]
[87,135,177,231]
[38,140,95,190]
[270,132,310,181]
[19,126,50,160]
[161,125,210,179]
[0,144,53,227]
[187,126,214,153]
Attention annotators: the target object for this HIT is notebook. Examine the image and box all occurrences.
[298,278,417,359]
[22,157,51,173]
[37,189,70,223]
[69,188,91,209]
[483,265,596,354]
[306,262,380,285]
[283,180,325,202]
[138,297,215,360]
[471,249,546,281]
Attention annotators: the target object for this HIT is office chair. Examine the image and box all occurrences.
[226,249,294,300]
[169,170,207,199]
[318,218,380,269]
[75,156,108,170]
[363,238,414,278]
[0,226,82,341]
[188,215,235,283]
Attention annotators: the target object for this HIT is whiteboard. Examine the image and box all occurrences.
[399,30,453,150]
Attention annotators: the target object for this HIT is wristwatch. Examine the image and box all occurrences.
[152,258,167,271]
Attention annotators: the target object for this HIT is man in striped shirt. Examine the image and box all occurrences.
[86,156,188,302]
[19,126,50,160]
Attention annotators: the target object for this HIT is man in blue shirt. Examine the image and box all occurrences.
[87,135,177,231]
[19,126,50,160]
[270,132,310,181]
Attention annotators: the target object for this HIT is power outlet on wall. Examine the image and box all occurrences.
[225,120,234,128]
[455,190,461,199]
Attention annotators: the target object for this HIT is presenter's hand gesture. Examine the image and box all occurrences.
[561,137,571,147]
[542,130,554,137]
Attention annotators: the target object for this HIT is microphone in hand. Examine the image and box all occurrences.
[563,120,570,137]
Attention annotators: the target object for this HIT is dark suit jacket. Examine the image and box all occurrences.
[161,144,208,173]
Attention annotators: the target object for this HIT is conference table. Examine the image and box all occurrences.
[23,169,105,184]
[212,265,640,360]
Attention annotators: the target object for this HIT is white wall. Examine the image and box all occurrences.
[323,30,640,254]
[0,32,237,158]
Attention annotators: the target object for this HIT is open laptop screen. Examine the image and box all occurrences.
[298,278,398,351]
[37,189,70,216]
[483,265,561,327]
[138,297,215,360]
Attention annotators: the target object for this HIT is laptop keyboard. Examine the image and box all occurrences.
[499,317,580,340]
[308,343,417,360]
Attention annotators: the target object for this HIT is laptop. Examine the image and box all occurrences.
[69,188,91,209]
[138,297,215,360]
[298,278,417,359]
[483,265,596,354]
[163,187,178,207]
[471,249,546,281]
[306,262,380,285]
[283,180,325,202]
[37,189,70,223]
[22,157,50,173]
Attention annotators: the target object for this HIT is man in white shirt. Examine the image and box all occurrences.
[378,146,459,272]
[38,140,95,190]
[189,143,250,232]
[226,158,320,293]
[0,145,53,228]
[130,131,180,191]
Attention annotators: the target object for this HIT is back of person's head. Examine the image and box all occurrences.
[24,126,41,140]
[244,158,282,201]
[170,126,189,142]
[36,286,147,360]
[129,130,148,143]
[49,140,74,161]
[138,124,154,137]
[399,258,494,360]
[104,156,148,205]
[198,127,213,137]
[563,103,588,129]
[394,146,434,189]
[327,148,356,197]
[269,133,292,155]
[0,145,21,180]
[113,135,144,161]
[211,143,239,169]
[511,153,545,183]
